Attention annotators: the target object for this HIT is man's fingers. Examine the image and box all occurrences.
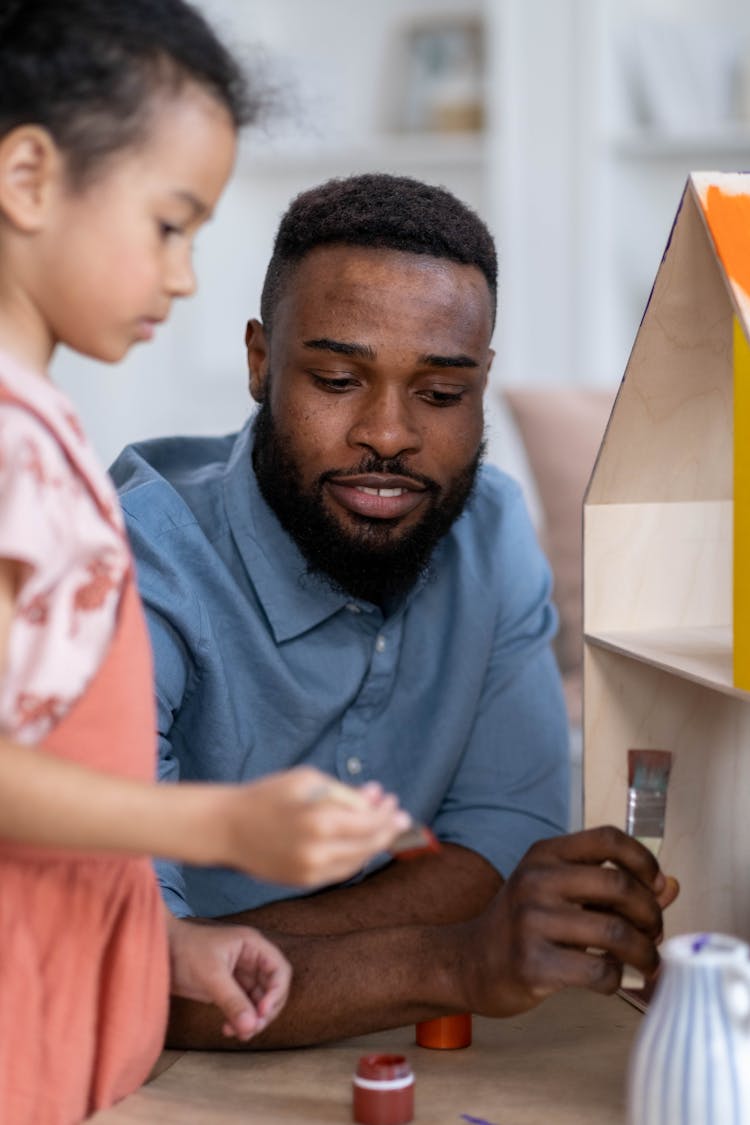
[521,904,661,978]
[538,946,625,996]
[498,940,626,1000]
[528,826,663,889]
[658,874,680,910]
[511,858,664,937]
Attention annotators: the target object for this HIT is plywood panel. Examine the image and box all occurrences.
[586,187,732,505]
[584,501,731,634]
[584,644,750,942]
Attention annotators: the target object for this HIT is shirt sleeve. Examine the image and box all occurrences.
[0,407,73,572]
[430,482,570,878]
[123,506,199,918]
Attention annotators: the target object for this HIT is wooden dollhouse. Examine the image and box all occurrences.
[584,171,750,943]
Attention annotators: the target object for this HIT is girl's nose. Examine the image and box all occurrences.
[166,245,197,298]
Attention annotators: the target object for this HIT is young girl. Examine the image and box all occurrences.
[0,2,410,1122]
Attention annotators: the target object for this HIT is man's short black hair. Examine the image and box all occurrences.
[260,173,498,331]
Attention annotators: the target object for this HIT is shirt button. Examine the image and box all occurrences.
[375,634,387,653]
[346,756,363,776]
[346,603,361,614]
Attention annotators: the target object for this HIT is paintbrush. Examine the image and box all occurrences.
[308,780,441,859]
[621,748,673,990]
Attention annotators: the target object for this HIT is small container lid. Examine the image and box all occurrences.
[356,1054,413,1082]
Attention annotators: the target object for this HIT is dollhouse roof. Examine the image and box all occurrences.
[691,171,750,337]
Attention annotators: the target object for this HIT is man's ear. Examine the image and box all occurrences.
[246,318,269,403]
[0,126,62,232]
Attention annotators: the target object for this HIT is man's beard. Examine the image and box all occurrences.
[252,398,485,607]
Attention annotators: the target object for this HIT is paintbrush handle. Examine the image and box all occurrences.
[306,779,369,809]
[306,781,440,858]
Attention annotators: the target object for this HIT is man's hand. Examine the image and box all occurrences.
[166,914,292,1041]
[457,826,680,1018]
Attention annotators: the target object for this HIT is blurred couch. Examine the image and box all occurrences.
[500,386,616,827]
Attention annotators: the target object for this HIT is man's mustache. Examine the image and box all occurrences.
[319,458,439,493]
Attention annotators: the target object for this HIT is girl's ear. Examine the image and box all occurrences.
[246,318,270,403]
[0,125,62,232]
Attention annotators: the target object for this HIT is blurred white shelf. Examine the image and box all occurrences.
[238,131,487,175]
[609,126,750,160]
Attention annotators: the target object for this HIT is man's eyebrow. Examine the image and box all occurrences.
[302,338,377,361]
[419,353,480,369]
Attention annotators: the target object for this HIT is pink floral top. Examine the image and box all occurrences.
[0,350,130,744]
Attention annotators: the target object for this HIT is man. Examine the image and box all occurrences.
[111,173,674,1049]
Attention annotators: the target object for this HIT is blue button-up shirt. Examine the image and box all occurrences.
[111,419,569,918]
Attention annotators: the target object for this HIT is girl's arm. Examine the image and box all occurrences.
[0,560,410,885]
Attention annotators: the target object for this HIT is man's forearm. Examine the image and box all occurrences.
[167,919,470,1049]
[166,844,501,1048]
[226,843,501,935]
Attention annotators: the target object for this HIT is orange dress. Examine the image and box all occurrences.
[0,384,168,1123]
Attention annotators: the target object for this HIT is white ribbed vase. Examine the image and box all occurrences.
[627,933,750,1125]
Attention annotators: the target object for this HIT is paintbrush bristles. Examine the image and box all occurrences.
[627,749,672,789]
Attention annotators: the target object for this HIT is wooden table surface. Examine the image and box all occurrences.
[91,990,641,1124]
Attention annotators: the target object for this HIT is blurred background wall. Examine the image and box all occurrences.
[52,0,750,478]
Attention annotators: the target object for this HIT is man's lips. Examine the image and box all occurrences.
[325,474,429,520]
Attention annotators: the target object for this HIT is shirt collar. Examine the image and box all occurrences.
[222,417,374,642]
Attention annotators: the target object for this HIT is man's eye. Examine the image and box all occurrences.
[311,374,356,392]
[423,389,464,406]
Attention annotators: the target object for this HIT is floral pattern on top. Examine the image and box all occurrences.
[0,351,130,744]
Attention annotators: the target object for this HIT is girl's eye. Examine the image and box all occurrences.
[159,221,185,239]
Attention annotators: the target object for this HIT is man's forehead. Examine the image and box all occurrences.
[279,244,494,333]
[293,242,485,284]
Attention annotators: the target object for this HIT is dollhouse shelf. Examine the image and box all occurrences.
[585,627,737,697]
[583,171,750,946]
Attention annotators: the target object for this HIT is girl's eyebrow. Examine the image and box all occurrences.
[172,189,210,219]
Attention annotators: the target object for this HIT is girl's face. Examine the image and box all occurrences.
[35,83,236,363]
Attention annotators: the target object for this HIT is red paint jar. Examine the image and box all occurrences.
[352,1053,414,1125]
[415,1013,472,1049]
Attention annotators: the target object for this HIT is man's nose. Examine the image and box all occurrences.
[347,386,422,459]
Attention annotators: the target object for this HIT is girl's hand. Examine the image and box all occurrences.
[217,766,412,887]
[166,915,291,1040]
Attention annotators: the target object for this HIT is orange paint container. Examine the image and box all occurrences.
[415,1013,472,1049]
[352,1054,414,1125]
